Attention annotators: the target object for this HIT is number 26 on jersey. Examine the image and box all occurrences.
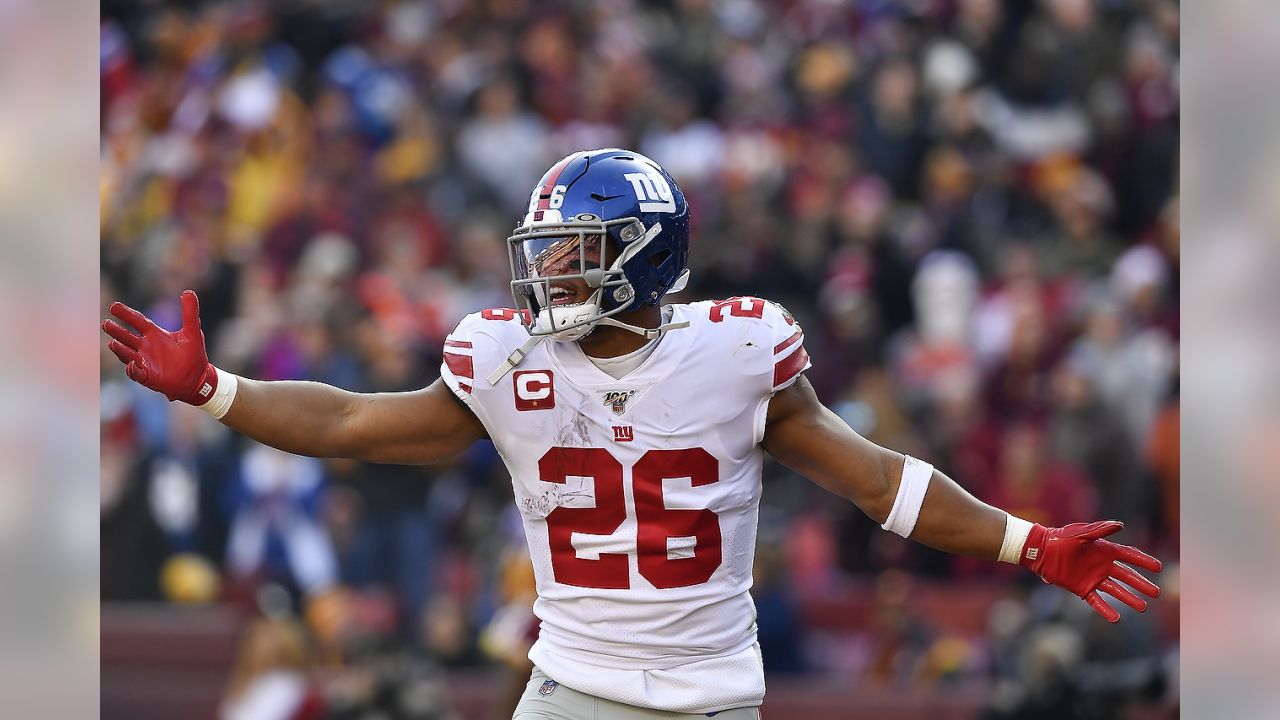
[539,446,722,590]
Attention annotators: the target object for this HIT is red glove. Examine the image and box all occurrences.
[102,290,219,406]
[1020,521,1163,623]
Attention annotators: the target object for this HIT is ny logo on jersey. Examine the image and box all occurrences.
[612,425,634,442]
[513,370,555,411]
[601,389,636,415]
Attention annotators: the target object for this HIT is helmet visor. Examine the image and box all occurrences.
[507,218,640,334]
[521,233,603,279]
[511,226,614,312]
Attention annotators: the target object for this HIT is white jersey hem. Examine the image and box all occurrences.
[529,638,765,714]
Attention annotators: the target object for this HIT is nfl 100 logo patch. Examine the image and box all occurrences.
[601,389,636,415]
[538,679,558,696]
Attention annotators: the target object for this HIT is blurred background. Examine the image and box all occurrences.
[98,1,1179,718]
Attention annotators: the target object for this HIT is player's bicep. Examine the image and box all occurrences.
[345,378,486,465]
[762,376,902,522]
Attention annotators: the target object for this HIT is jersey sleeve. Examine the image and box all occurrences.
[440,313,488,411]
[763,301,810,393]
[440,309,534,433]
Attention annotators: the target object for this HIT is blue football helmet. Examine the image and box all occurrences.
[506,149,691,341]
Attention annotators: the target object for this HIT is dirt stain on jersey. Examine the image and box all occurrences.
[520,485,591,518]
[553,410,593,446]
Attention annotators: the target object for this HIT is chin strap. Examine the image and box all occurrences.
[484,313,690,385]
[595,315,690,340]
[485,333,547,386]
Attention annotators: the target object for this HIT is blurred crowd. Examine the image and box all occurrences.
[100,0,1179,718]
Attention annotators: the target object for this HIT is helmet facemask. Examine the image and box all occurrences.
[508,216,647,341]
[484,149,694,384]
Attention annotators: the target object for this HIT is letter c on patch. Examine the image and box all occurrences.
[513,370,555,410]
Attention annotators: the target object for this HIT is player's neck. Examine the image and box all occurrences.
[576,305,662,359]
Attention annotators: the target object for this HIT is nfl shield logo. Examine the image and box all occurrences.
[602,389,636,415]
[538,679,558,696]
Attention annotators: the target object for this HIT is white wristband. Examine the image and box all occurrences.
[197,367,239,420]
[999,514,1034,564]
[881,455,934,538]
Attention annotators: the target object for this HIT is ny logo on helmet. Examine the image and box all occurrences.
[602,389,636,415]
[624,170,675,213]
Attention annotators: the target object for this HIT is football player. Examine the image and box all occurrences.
[104,149,1162,719]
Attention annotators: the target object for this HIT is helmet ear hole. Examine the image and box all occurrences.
[648,249,672,268]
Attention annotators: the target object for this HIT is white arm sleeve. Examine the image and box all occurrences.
[880,455,934,538]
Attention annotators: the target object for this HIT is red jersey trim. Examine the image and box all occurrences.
[444,351,474,380]
[773,330,803,355]
[773,346,810,389]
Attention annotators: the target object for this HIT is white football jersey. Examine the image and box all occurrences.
[440,298,810,713]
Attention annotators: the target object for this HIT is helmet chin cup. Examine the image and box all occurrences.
[534,298,601,341]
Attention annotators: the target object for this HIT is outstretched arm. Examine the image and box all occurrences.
[763,376,1162,623]
[103,290,486,465]
[218,377,484,464]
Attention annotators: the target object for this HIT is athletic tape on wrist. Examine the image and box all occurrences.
[999,514,1034,564]
[197,367,239,420]
[881,456,934,538]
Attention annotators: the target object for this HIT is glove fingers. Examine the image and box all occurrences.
[1077,520,1124,541]
[180,290,202,332]
[1111,561,1161,598]
[1114,543,1163,573]
[107,340,139,365]
[109,302,158,335]
[1084,590,1120,623]
[102,319,142,350]
[1099,578,1148,612]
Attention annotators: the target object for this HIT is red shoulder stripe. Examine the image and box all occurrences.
[444,351,474,380]
[457,382,473,395]
[774,330,803,355]
[773,346,810,388]
[444,339,472,349]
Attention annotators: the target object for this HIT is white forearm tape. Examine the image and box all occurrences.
[881,456,934,538]
[197,367,239,420]
[999,514,1034,564]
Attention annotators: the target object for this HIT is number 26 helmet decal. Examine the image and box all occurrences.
[506,149,692,342]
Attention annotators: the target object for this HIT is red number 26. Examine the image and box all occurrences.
[538,446,722,590]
